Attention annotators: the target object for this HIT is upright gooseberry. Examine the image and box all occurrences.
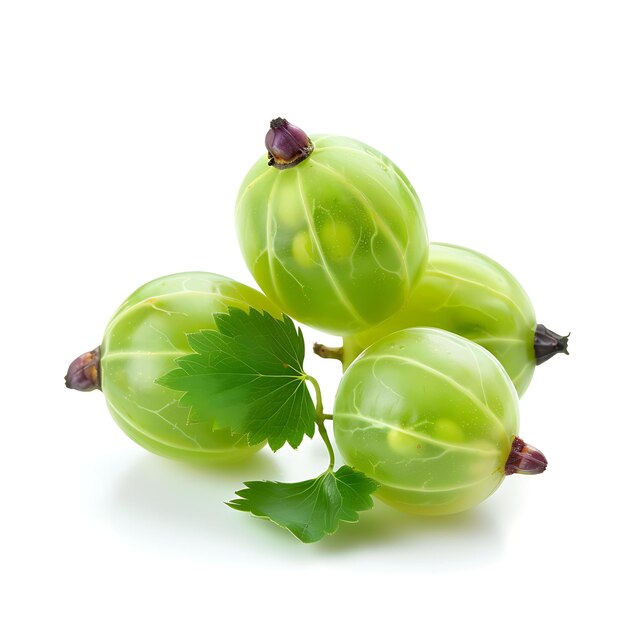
[65,272,282,462]
[235,118,429,335]
[317,243,569,395]
[333,328,547,515]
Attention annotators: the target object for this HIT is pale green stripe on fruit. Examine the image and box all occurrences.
[356,354,509,442]
[102,350,187,360]
[108,399,202,450]
[265,175,284,307]
[426,269,531,324]
[295,169,369,327]
[336,411,500,456]
[511,359,533,388]
[376,472,496,494]
[476,337,526,347]
[107,400,250,452]
[236,165,275,207]
[105,291,260,336]
[307,156,409,291]
[313,144,419,204]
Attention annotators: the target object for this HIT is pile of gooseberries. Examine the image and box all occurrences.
[66,118,567,543]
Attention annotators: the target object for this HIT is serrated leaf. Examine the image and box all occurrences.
[227,466,378,543]
[157,307,316,451]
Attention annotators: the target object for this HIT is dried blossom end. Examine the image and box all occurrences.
[505,436,548,476]
[535,324,570,365]
[265,117,313,169]
[65,346,101,392]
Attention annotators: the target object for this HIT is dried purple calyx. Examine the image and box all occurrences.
[65,347,101,392]
[265,118,313,169]
[505,437,548,476]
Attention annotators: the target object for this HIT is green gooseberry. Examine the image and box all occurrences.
[320,243,569,396]
[65,272,282,462]
[235,118,429,335]
[333,327,547,516]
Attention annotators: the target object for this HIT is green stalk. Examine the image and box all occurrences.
[316,417,335,471]
[306,375,336,470]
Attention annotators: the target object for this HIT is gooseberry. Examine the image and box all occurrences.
[235,118,429,335]
[319,243,568,395]
[333,327,546,515]
[65,272,282,462]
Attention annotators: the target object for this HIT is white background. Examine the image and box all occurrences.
[1,1,624,624]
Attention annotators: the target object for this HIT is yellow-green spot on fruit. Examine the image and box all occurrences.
[387,428,422,455]
[292,230,318,268]
[277,197,304,230]
[433,418,465,443]
[320,221,355,263]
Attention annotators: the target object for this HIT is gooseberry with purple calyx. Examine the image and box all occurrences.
[236,117,429,335]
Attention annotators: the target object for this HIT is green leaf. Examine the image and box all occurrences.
[158,307,317,451]
[227,466,378,543]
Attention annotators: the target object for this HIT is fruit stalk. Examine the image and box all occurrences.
[312,342,343,361]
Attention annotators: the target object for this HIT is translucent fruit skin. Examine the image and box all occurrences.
[333,328,519,515]
[235,134,429,335]
[342,243,537,395]
[100,272,282,462]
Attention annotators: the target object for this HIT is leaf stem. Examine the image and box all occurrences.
[306,375,324,418]
[316,417,335,471]
[306,375,335,470]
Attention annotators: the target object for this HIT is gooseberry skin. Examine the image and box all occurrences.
[342,243,537,395]
[333,328,519,515]
[99,272,282,462]
[235,134,429,335]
